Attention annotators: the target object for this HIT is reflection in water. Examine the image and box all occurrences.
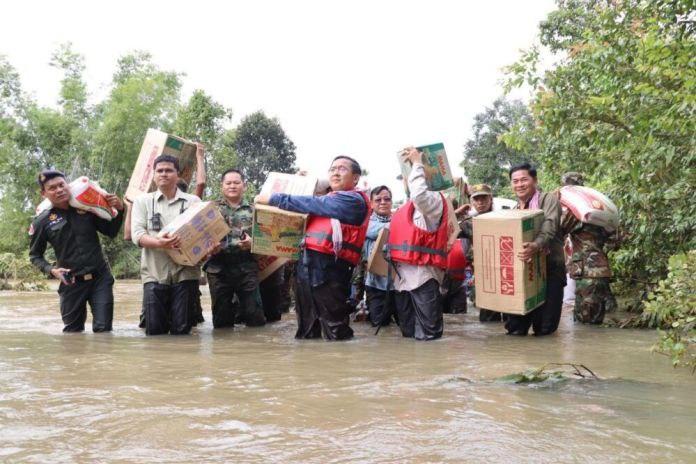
[0,281,694,463]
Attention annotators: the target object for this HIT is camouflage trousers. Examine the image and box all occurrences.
[574,278,616,325]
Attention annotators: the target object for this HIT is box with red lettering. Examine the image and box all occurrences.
[472,210,546,315]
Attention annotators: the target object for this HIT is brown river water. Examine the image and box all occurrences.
[0,280,694,463]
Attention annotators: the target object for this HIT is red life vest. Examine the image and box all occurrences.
[303,190,371,266]
[447,238,469,280]
[387,194,449,269]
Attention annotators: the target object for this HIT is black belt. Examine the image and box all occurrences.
[74,271,100,282]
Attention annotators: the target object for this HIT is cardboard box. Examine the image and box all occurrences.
[157,201,230,266]
[398,143,454,192]
[260,172,318,197]
[252,172,317,259]
[473,210,547,315]
[125,129,197,201]
[256,255,289,282]
[367,227,391,277]
[251,204,307,259]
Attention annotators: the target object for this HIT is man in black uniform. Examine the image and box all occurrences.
[29,170,124,332]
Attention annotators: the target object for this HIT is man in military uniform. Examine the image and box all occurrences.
[560,172,617,324]
[455,183,505,322]
[204,168,265,328]
[29,170,124,332]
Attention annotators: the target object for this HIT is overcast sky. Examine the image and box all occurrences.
[2,0,554,198]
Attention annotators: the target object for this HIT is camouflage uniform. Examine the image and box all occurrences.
[204,199,265,328]
[565,217,617,324]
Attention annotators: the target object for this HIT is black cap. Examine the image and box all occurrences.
[37,169,66,188]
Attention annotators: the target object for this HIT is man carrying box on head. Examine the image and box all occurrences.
[29,170,124,333]
[130,154,201,335]
[387,147,450,341]
[255,156,370,341]
[505,162,566,336]
[204,168,266,329]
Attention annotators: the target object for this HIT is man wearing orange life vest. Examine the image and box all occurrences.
[255,156,370,341]
[387,147,449,341]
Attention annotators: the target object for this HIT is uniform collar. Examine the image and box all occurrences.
[220,198,250,209]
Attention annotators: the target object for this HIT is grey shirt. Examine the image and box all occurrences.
[131,189,201,284]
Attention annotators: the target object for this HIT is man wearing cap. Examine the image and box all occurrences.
[255,155,370,341]
[29,170,124,332]
[455,183,506,322]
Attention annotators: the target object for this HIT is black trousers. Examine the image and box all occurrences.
[143,280,197,335]
[504,272,566,336]
[294,276,354,341]
[394,279,443,341]
[442,276,467,314]
[207,272,265,328]
[58,271,114,333]
[259,267,285,323]
[366,286,395,327]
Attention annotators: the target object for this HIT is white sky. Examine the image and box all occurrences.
[2,0,554,199]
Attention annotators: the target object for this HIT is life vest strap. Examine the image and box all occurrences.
[387,241,448,258]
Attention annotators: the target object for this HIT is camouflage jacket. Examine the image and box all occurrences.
[204,199,256,273]
[567,221,612,279]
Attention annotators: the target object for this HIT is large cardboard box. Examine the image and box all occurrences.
[157,201,230,266]
[251,205,307,259]
[398,143,454,192]
[473,210,547,315]
[125,129,197,202]
[367,227,391,277]
[252,172,317,260]
[260,172,318,197]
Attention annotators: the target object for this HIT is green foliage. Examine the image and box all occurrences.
[462,98,537,195]
[0,252,48,291]
[503,0,696,305]
[0,45,296,278]
[643,251,696,370]
[233,111,297,189]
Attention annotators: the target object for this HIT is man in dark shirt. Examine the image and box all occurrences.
[29,170,124,332]
[505,163,566,336]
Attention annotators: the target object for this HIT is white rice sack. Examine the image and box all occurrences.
[560,186,619,232]
[35,177,117,221]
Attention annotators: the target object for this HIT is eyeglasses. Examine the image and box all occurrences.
[328,166,351,174]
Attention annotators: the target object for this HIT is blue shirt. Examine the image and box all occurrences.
[270,190,368,287]
[363,212,391,291]
[269,191,367,225]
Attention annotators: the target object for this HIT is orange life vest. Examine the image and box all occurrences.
[447,238,470,280]
[303,191,371,266]
[387,194,449,269]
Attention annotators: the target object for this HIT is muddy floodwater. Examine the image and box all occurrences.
[0,281,694,463]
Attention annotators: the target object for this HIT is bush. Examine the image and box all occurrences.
[643,251,696,370]
[0,252,48,291]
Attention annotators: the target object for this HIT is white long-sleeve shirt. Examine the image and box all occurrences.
[393,162,445,292]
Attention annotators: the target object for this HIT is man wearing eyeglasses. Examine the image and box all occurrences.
[130,154,202,335]
[255,156,370,341]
